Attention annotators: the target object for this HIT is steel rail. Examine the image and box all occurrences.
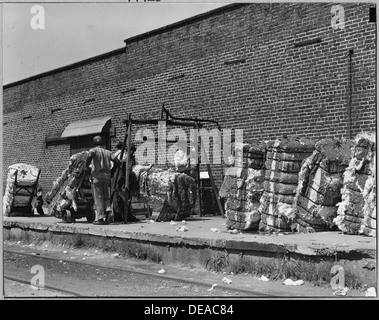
[4,249,272,298]
[4,275,81,297]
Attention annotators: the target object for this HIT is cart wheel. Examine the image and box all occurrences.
[145,205,152,219]
[106,212,114,224]
[62,210,71,223]
[86,207,96,223]
[28,205,34,217]
[123,203,133,224]
[36,206,45,216]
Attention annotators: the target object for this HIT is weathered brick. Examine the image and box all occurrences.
[2,3,376,193]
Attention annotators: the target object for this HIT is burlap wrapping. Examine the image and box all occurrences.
[228,139,266,170]
[264,171,299,184]
[334,133,376,235]
[220,139,266,231]
[225,205,261,231]
[3,163,41,216]
[258,136,315,232]
[291,138,354,233]
[263,181,298,195]
[136,167,197,221]
[265,158,303,173]
[219,167,264,197]
[260,213,291,230]
[222,173,264,230]
[45,151,90,217]
[359,155,376,237]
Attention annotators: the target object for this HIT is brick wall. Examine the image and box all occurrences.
[3,3,376,193]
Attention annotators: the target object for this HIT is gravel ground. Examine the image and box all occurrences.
[4,278,71,298]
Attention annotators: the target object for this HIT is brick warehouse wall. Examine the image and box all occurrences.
[2,3,376,194]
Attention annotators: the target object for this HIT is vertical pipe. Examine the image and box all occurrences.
[124,113,132,222]
[348,49,354,139]
[110,125,128,204]
[195,123,202,216]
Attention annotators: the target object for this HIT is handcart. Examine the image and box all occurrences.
[4,164,42,217]
[50,163,96,223]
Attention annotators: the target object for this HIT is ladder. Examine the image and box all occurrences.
[194,122,224,217]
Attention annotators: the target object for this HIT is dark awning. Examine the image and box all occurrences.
[61,116,111,138]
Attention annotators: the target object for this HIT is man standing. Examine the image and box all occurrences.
[111,142,141,222]
[111,141,125,178]
[86,135,120,225]
[174,143,190,173]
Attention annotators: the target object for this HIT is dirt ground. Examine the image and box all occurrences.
[3,240,373,299]
[4,278,71,298]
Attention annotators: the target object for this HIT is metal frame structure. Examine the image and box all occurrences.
[10,169,41,216]
[112,105,225,222]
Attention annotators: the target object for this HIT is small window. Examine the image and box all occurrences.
[70,134,110,156]
[369,8,376,23]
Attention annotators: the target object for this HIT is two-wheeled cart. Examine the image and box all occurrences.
[7,165,41,217]
[50,163,96,223]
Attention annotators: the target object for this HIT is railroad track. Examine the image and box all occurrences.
[4,248,272,297]
[4,274,81,297]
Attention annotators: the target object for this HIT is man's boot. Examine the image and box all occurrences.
[125,199,139,222]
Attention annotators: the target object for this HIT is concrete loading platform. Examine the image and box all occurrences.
[3,213,377,289]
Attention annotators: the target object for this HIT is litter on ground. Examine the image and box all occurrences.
[333,287,349,296]
[259,275,270,282]
[222,277,232,284]
[158,268,166,274]
[283,279,304,286]
[365,287,376,297]
[207,284,218,291]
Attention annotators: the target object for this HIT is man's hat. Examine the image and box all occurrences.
[93,135,103,146]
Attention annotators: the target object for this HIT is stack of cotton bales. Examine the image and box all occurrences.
[334,133,376,235]
[45,151,90,216]
[292,138,354,233]
[259,136,315,233]
[219,139,266,231]
[359,153,376,237]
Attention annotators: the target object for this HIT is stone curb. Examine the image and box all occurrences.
[3,219,376,260]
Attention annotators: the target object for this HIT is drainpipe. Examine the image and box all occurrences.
[347,49,354,139]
